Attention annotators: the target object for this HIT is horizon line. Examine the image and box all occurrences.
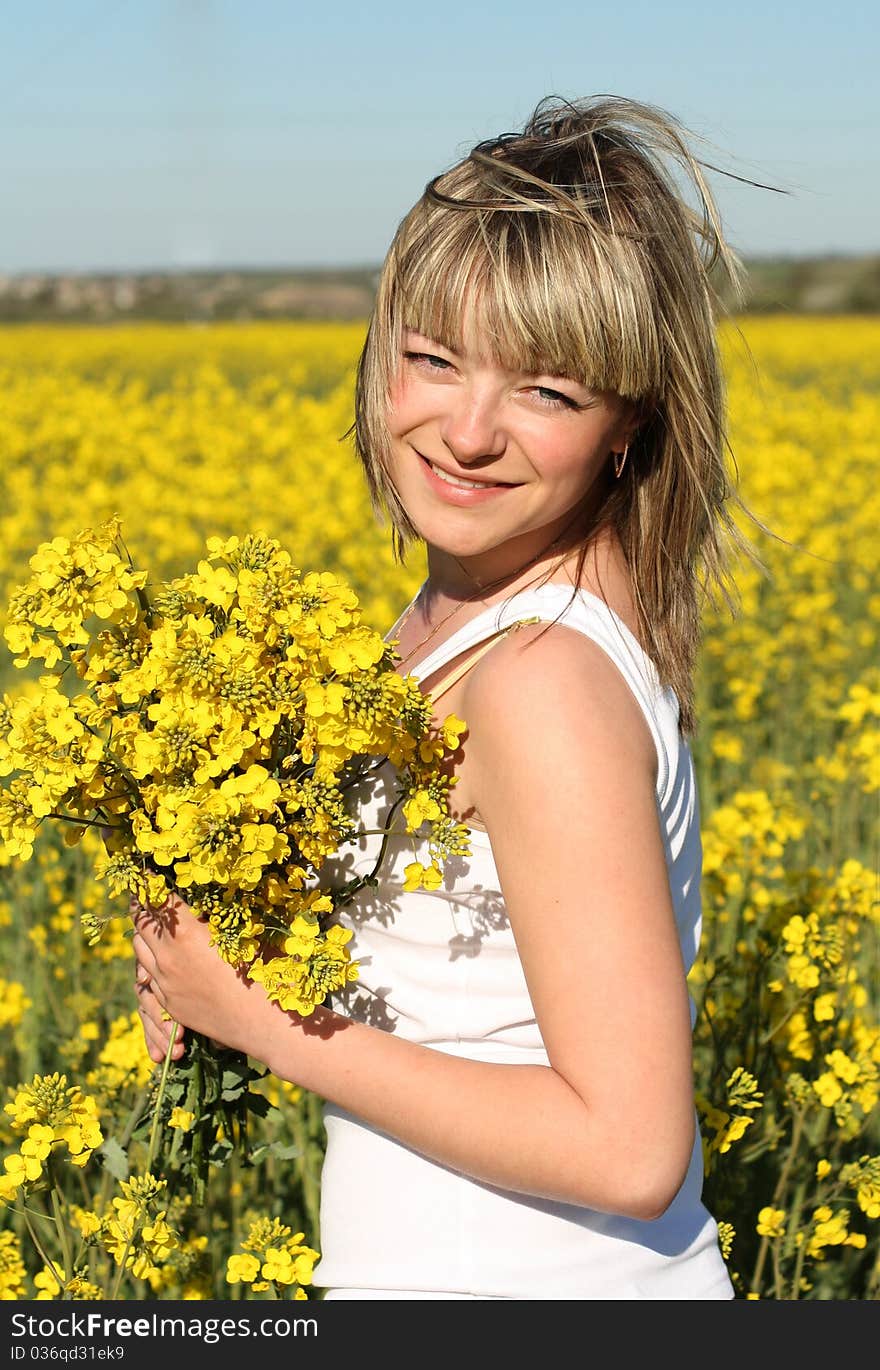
[3,249,879,278]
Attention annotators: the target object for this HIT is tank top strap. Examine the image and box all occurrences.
[425,618,542,704]
[404,582,656,689]
[401,582,679,802]
[400,590,547,685]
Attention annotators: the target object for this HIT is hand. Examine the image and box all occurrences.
[130,892,272,1065]
[134,956,185,1065]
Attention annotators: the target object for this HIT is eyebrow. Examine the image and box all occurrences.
[403,327,594,391]
[403,325,458,351]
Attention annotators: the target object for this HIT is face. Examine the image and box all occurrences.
[385,309,635,581]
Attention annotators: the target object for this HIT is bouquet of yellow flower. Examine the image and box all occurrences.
[0,516,469,1199]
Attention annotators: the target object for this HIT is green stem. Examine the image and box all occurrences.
[334,796,405,910]
[107,1053,179,1302]
[228,1145,242,1302]
[109,1231,135,1300]
[290,1093,321,1241]
[749,1107,805,1296]
[96,1084,150,1218]
[47,811,117,829]
[771,1229,784,1300]
[146,1025,181,1173]
[759,993,810,1047]
[786,1176,810,1299]
[49,1181,74,1287]
[102,750,143,804]
[20,1201,67,1290]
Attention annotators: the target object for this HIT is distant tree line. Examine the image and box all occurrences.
[0,257,878,323]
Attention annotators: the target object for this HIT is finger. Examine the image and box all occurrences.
[137,1004,166,1063]
[132,952,168,1015]
[131,932,159,980]
[138,1004,185,1063]
[136,992,164,1060]
[137,979,182,1036]
[143,973,168,1012]
[136,988,185,1062]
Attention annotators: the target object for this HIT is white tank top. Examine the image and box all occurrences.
[312,583,734,1299]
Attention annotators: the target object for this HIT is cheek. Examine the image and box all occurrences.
[386,372,421,438]
[531,437,601,491]
[532,411,619,487]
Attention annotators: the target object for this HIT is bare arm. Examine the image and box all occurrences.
[134,625,696,1220]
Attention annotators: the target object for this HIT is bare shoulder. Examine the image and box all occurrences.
[461,618,657,785]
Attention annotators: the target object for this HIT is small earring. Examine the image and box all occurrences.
[613,445,629,479]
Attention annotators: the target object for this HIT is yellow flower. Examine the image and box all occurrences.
[711,732,744,763]
[786,1011,814,1061]
[226,1253,261,1284]
[826,1049,860,1085]
[168,1108,195,1132]
[261,1247,297,1285]
[439,714,467,749]
[21,1124,54,1163]
[756,1206,786,1238]
[854,1181,880,1219]
[33,1266,64,1299]
[70,1207,102,1239]
[403,789,442,829]
[3,1151,42,1188]
[0,979,31,1028]
[717,1115,754,1153]
[813,993,837,1023]
[403,860,443,892]
[0,1230,27,1299]
[814,1072,843,1107]
[4,316,875,1295]
[806,1206,854,1256]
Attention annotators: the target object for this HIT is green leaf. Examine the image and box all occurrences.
[99,1137,130,1182]
[265,1141,301,1161]
[221,1069,250,1100]
[129,1117,151,1143]
[245,1140,301,1164]
[207,1135,234,1165]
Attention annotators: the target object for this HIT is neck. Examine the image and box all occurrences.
[423,508,598,611]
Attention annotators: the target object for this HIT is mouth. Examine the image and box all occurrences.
[418,452,517,492]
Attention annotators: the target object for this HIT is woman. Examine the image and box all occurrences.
[132,94,753,1299]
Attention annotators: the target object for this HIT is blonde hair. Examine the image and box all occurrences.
[353,93,760,732]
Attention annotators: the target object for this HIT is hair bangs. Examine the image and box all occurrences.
[393,201,662,402]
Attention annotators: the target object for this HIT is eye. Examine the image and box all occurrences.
[403,350,452,372]
[532,386,580,410]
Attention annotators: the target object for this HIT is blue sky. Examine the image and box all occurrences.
[1,0,877,273]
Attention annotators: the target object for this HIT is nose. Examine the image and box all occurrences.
[438,381,506,465]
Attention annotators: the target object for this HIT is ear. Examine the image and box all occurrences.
[612,397,642,451]
[621,397,653,449]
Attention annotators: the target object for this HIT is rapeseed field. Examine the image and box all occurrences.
[0,318,877,1299]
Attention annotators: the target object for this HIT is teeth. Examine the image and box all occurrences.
[429,461,499,491]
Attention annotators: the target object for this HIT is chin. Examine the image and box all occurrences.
[418,524,506,561]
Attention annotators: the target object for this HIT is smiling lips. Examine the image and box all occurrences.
[419,452,517,497]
